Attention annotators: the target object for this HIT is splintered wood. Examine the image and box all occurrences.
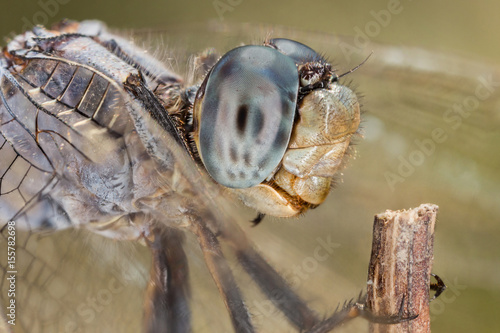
[366,204,438,333]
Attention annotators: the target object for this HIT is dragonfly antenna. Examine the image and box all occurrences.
[337,51,373,79]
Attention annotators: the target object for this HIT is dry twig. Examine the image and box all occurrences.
[366,204,438,333]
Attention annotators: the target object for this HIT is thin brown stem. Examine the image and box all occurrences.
[366,204,438,333]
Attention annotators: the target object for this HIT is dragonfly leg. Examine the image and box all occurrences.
[305,297,365,333]
[207,212,324,330]
[190,218,255,333]
[144,226,191,333]
[235,244,320,330]
[305,293,417,333]
[211,216,321,330]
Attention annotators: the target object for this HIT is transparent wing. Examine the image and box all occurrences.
[0,57,134,228]
[0,43,157,332]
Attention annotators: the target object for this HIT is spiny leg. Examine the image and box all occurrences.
[144,226,191,333]
[306,298,365,333]
[306,294,417,333]
[235,244,320,330]
[190,217,255,333]
[232,239,370,332]
[213,217,321,330]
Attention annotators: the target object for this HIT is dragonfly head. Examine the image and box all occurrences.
[191,39,361,217]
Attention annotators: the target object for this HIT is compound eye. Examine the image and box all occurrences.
[268,38,325,64]
[193,45,299,189]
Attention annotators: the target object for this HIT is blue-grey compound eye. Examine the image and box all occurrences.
[194,45,299,189]
[269,38,325,64]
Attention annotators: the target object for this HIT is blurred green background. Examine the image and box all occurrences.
[1,1,499,333]
[1,0,499,63]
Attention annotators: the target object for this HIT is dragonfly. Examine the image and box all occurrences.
[0,19,368,333]
[1,20,499,333]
